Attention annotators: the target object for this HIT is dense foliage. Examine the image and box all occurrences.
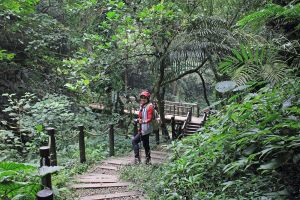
[122,78,300,199]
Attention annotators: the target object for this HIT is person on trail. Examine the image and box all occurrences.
[132,90,153,164]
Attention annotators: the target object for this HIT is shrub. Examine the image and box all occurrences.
[150,78,300,199]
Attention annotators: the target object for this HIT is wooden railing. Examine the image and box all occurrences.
[91,100,200,118]
[164,101,199,117]
[36,124,118,199]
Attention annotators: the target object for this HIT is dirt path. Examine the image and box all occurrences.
[70,149,169,200]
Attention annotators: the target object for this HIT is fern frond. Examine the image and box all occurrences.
[261,63,287,84]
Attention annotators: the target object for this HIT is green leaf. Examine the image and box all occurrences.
[107,11,116,19]
[241,45,249,63]
[0,162,36,172]
[83,79,90,86]
[232,49,243,62]
[35,125,43,133]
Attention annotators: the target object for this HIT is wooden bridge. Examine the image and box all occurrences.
[90,100,208,138]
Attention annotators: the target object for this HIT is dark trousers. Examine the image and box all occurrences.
[132,133,150,159]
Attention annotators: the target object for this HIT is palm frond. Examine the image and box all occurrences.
[219,44,289,85]
[190,17,227,30]
[237,3,300,29]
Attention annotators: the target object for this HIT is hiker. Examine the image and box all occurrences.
[132,90,153,164]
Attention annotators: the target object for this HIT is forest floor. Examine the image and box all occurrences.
[69,147,169,200]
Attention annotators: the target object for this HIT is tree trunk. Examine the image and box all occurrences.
[196,71,210,106]
[155,55,170,141]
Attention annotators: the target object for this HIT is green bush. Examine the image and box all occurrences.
[149,78,300,199]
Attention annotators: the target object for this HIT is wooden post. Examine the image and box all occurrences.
[78,125,86,163]
[109,124,115,157]
[39,146,52,189]
[197,104,200,117]
[173,105,175,116]
[46,128,57,166]
[171,116,176,140]
[133,119,138,137]
[36,188,53,200]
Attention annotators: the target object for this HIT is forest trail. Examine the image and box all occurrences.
[70,148,169,200]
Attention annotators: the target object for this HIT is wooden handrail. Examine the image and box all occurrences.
[91,100,200,118]
[181,107,192,134]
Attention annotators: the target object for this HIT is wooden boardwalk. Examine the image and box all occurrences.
[70,149,169,200]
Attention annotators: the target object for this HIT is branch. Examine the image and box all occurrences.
[196,71,210,106]
[112,53,156,66]
[161,58,208,86]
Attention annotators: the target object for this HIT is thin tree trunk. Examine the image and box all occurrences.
[155,55,170,141]
[196,71,210,106]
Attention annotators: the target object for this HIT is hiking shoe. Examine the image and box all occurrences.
[134,157,141,164]
[145,157,151,165]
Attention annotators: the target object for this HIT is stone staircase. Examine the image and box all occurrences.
[70,150,168,200]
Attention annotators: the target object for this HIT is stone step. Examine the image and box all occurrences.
[71,182,130,189]
[96,165,119,171]
[77,174,118,179]
[76,178,119,183]
[140,154,166,160]
[104,159,132,166]
[80,191,141,200]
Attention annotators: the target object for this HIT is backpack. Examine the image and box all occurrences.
[146,103,161,131]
